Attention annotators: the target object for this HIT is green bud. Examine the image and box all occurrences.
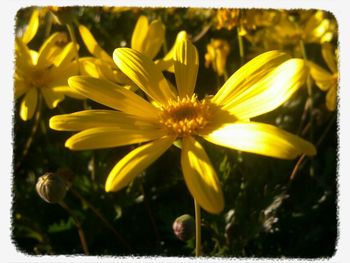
[172,214,195,241]
[36,172,67,204]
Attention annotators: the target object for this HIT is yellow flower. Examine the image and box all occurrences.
[308,43,338,111]
[50,40,316,214]
[20,9,39,45]
[78,15,167,85]
[204,39,230,76]
[15,32,80,121]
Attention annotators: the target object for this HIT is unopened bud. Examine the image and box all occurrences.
[36,172,67,204]
[172,214,195,241]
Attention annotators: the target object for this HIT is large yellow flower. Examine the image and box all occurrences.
[15,32,81,121]
[50,40,316,214]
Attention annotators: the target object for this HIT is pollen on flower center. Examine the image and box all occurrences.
[159,95,214,137]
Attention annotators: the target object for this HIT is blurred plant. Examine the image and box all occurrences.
[204,38,230,77]
[308,43,338,111]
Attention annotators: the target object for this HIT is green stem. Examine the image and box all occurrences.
[15,94,42,171]
[59,201,89,255]
[66,23,80,72]
[194,199,201,257]
[236,25,245,65]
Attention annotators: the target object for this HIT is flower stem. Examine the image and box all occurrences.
[59,201,89,255]
[15,95,42,171]
[236,25,245,65]
[194,199,201,257]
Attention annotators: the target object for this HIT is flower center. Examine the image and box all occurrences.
[29,68,52,88]
[159,95,214,137]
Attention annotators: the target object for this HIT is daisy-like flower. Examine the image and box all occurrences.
[50,40,316,214]
[15,31,82,121]
[308,43,338,111]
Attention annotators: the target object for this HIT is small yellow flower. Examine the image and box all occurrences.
[50,40,316,214]
[78,15,168,85]
[15,31,81,121]
[204,39,230,76]
[308,43,338,111]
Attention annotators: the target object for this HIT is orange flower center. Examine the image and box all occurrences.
[159,95,214,137]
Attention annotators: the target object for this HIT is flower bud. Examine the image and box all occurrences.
[172,214,195,241]
[36,172,67,204]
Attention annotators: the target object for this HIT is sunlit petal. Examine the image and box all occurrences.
[20,88,38,121]
[37,32,67,67]
[181,136,224,214]
[68,76,160,121]
[221,59,307,119]
[142,20,165,59]
[105,136,175,192]
[113,48,176,104]
[308,61,335,91]
[131,15,149,53]
[41,88,65,109]
[203,121,316,159]
[212,51,290,105]
[22,9,39,44]
[50,110,158,131]
[78,25,114,64]
[65,126,167,150]
[321,43,337,73]
[174,39,199,98]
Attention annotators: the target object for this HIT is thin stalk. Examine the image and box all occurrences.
[15,95,42,171]
[70,188,132,252]
[194,199,201,257]
[236,25,245,66]
[59,201,89,255]
[66,23,80,72]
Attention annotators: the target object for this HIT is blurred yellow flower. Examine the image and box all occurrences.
[308,43,338,111]
[50,40,316,214]
[204,39,230,76]
[78,15,168,86]
[15,31,81,121]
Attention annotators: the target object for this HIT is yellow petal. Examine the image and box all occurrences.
[78,25,114,64]
[155,30,188,72]
[15,38,34,71]
[308,60,336,91]
[326,86,337,111]
[37,32,67,67]
[65,126,167,150]
[105,136,175,192]
[41,87,65,109]
[142,20,165,59]
[50,110,157,131]
[131,16,149,53]
[212,50,290,106]
[113,48,176,104]
[22,9,39,44]
[203,121,316,159]
[20,88,38,121]
[221,59,307,119]
[174,39,199,98]
[52,42,76,67]
[68,76,159,121]
[14,78,28,99]
[321,43,337,73]
[181,136,224,214]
